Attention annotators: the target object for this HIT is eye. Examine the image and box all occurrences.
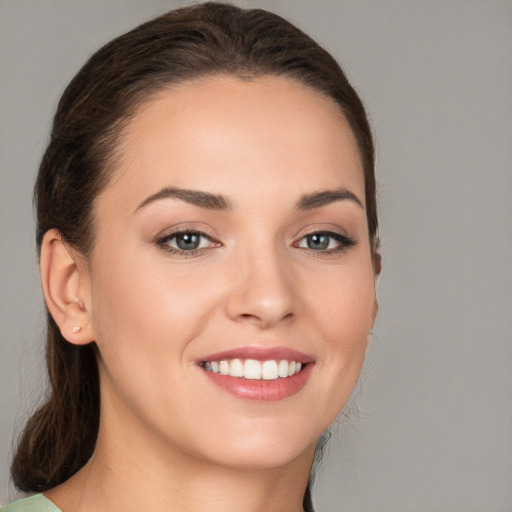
[157,229,218,255]
[296,231,356,253]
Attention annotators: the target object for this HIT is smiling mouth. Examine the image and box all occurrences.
[199,358,305,380]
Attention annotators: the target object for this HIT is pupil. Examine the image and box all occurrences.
[308,234,329,250]
[177,233,200,250]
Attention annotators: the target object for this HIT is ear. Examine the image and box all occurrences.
[373,252,382,278]
[371,298,379,329]
[371,252,381,329]
[40,229,94,345]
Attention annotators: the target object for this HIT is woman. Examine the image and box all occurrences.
[4,3,380,511]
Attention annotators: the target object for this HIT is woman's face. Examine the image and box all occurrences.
[85,75,377,470]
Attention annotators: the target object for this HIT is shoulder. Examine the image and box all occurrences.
[1,495,61,512]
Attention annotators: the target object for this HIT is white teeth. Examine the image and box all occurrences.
[262,360,279,380]
[219,360,229,375]
[244,359,262,380]
[228,358,244,377]
[203,358,304,379]
[278,359,289,378]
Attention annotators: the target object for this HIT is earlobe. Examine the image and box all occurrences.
[40,229,93,345]
[373,252,382,277]
[371,252,380,331]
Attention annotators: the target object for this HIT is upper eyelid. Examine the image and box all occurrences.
[296,231,355,243]
[160,229,206,239]
[157,229,218,245]
[292,225,352,240]
[156,225,218,241]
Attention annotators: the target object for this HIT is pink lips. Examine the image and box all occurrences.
[198,346,314,402]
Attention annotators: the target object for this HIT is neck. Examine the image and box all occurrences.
[46,412,315,512]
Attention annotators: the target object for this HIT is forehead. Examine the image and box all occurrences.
[102,75,365,209]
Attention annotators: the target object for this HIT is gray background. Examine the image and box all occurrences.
[1,1,511,510]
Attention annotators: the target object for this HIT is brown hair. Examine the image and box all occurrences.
[12,3,378,509]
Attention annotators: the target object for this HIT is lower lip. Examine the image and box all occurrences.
[201,364,313,401]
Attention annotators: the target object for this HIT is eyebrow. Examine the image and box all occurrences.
[135,185,363,213]
[295,187,363,210]
[135,187,233,212]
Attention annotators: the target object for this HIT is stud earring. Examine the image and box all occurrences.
[72,326,82,333]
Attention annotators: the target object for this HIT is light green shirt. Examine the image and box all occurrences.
[1,495,61,512]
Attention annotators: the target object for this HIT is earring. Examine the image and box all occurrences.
[72,326,82,333]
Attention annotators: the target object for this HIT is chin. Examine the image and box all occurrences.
[184,419,321,471]
[209,440,316,471]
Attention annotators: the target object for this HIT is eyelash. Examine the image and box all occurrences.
[156,229,357,258]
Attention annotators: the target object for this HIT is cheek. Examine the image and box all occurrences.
[87,251,223,434]
[306,261,375,403]
[311,260,375,341]
[89,248,223,372]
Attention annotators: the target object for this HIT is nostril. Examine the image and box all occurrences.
[236,311,294,328]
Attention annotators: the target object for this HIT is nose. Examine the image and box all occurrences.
[225,247,296,329]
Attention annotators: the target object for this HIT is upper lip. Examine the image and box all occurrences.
[198,346,315,364]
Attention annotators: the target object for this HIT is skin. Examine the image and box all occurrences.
[41,75,378,512]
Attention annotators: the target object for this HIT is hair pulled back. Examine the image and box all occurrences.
[12,4,377,509]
